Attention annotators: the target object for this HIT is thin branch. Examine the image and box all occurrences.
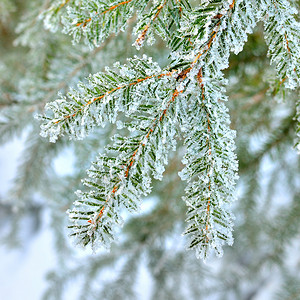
[270,0,297,85]
[197,68,212,239]
[271,0,291,54]
[135,0,167,47]
[58,0,70,11]
[54,70,176,125]
[76,0,133,27]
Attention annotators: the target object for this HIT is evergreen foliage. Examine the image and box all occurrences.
[0,0,300,298]
[37,0,300,260]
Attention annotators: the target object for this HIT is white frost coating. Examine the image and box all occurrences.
[38,56,171,142]
[260,0,300,89]
[174,0,257,260]
[59,55,179,250]
[37,0,300,260]
[179,77,239,260]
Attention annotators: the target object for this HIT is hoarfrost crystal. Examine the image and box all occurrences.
[38,0,300,261]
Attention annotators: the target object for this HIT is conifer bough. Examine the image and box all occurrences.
[38,0,300,260]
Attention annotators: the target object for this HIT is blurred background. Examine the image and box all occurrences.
[0,0,300,299]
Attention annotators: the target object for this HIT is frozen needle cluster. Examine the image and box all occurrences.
[38,0,300,260]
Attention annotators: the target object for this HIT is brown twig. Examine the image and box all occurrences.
[197,68,212,237]
[58,0,70,10]
[135,0,167,47]
[54,70,176,125]
[76,0,133,27]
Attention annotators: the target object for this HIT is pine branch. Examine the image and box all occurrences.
[179,72,238,260]
[75,0,133,27]
[133,0,189,49]
[62,0,142,48]
[134,0,167,48]
[65,1,237,252]
[262,0,300,89]
[41,0,74,32]
[38,56,176,142]
[68,75,180,248]
[38,0,300,261]
[41,0,238,258]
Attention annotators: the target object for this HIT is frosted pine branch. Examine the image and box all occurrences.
[38,56,175,142]
[38,0,300,260]
[262,0,300,89]
[133,0,186,48]
[68,80,179,248]
[62,0,138,47]
[179,72,238,260]
[41,0,73,32]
